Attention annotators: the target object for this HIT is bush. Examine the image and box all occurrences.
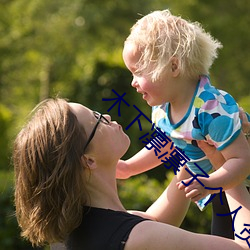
[0,104,12,171]
[118,172,212,234]
[0,171,45,250]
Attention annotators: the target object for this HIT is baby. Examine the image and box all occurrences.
[118,9,250,238]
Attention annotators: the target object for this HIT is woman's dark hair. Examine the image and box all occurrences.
[13,98,88,246]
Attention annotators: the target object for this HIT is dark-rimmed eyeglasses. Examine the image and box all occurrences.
[84,111,110,151]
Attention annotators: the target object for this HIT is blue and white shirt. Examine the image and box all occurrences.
[152,75,242,175]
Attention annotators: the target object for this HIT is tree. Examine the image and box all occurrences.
[0,1,249,248]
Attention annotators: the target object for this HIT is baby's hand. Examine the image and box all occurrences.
[116,160,131,179]
[177,178,211,202]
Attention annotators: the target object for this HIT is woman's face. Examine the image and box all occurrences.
[68,103,130,161]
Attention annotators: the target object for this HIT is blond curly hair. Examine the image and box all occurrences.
[125,9,222,81]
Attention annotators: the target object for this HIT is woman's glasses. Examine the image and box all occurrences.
[84,111,110,151]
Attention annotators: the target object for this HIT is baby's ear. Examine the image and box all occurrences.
[171,57,180,76]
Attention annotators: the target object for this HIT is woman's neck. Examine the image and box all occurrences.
[84,165,126,212]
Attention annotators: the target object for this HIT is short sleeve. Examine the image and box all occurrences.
[197,88,241,151]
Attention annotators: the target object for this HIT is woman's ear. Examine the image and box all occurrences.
[82,155,97,169]
[170,57,180,77]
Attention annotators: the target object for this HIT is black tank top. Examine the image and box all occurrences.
[66,206,148,250]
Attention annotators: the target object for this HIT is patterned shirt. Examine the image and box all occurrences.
[152,75,241,174]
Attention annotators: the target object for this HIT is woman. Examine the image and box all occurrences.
[13,98,250,249]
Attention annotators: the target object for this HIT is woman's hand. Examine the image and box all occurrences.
[239,107,250,141]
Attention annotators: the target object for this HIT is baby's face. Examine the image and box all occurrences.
[123,42,175,106]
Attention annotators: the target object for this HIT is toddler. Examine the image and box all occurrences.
[119,9,250,238]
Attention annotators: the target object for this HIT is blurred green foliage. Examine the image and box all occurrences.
[0,171,42,249]
[118,173,212,234]
[0,0,249,249]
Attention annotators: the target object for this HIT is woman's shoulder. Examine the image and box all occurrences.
[66,206,148,250]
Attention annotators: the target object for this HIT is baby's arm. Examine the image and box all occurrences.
[204,108,250,191]
[208,132,250,188]
[178,132,250,201]
[116,143,171,179]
